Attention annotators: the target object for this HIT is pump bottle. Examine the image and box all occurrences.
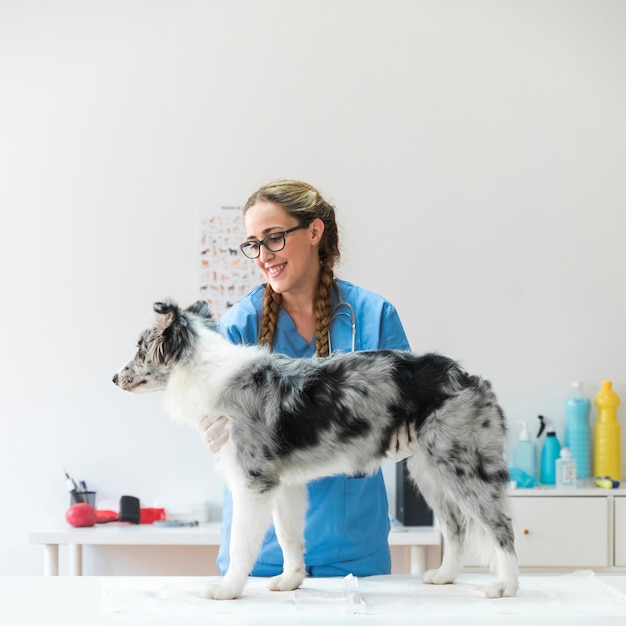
[512,421,536,478]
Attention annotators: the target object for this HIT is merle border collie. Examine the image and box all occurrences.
[113,300,519,600]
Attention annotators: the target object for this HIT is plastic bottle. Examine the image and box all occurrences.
[539,418,561,485]
[594,381,621,481]
[512,421,536,478]
[564,381,591,479]
[556,447,577,489]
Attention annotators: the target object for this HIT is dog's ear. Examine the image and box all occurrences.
[153,301,181,332]
[149,300,195,365]
[185,300,217,331]
[185,300,212,318]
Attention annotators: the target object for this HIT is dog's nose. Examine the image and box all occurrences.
[112,373,118,385]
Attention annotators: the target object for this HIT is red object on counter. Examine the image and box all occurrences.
[66,503,97,527]
[92,507,165,524]
[66,505,166,526]
[139,508,166,524]
[95,509,119,523]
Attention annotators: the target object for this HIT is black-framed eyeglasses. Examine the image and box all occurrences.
[239,223,309,259]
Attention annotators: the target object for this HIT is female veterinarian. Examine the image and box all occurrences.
[200,179,413,577]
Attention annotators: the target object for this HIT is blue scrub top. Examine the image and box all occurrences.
[216,279,411,577]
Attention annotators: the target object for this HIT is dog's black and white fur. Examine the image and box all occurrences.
[113,300,519,600]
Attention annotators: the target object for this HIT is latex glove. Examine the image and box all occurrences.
[385,422,418,462]
[198,415,229,454]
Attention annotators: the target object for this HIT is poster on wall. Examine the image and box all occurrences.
[197,205,260,319]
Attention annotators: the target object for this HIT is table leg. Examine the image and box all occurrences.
[409,545,426,575]
[69,544,83,576]
[43,544,59,576]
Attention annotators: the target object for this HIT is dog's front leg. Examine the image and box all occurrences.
[202,486,273,600]
[267,484,307,592]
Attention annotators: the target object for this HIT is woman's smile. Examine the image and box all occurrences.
[266,262,287,279]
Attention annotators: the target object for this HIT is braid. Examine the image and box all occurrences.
[315,261,335,357]
[258,284,281,349]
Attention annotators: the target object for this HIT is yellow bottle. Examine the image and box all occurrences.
[593,381,621,481]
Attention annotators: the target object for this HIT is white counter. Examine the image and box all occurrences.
[1,572,625,626]
[29,521,440,576]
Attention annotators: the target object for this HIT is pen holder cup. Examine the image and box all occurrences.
[70,491,96,507]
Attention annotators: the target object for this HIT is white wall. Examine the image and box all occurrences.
[1,0,625,575]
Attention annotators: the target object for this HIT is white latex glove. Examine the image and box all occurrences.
[198,415,229,454]
[385,422,418,462]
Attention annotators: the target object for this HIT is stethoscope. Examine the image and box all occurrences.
[328,285,356,354]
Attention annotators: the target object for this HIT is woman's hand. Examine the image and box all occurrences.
[198,415,229,454]
[385,422,418,462]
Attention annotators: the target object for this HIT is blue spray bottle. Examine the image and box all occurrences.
[538,415,561,485]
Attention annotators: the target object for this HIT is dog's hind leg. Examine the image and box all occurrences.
[427,472,519,597]
[488,539,519,599]
[467,494,519,598]
[422,497,467,586]
[202,485,274,600]
[405,451,468,587]
[423,475,519,597]
[267,484,307,592]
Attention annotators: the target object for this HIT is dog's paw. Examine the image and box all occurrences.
[485,579,519,599]
[423,568,456,586]
[200,583,242,600]
[267,571,305,592]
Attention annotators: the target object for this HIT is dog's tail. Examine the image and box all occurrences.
[464,519,499,573]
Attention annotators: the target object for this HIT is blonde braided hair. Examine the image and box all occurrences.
[243,180,340,357]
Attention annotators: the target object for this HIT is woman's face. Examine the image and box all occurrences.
[244,201,324,296]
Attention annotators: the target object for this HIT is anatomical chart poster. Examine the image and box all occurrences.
[197,205,260,319]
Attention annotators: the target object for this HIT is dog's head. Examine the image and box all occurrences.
[112,300,217,393]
